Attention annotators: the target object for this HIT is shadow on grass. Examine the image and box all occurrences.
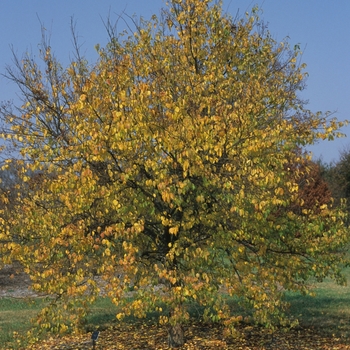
[285,291,350,338]
[88,293,345,332]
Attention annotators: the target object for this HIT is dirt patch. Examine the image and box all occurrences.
[0,263,39,298]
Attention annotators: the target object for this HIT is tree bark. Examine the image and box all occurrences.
[167,323,185,348]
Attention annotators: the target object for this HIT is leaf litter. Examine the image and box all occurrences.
[24,322,350,349]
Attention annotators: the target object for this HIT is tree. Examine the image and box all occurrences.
[0,0,348,346]
[320,149,350,214]
[290,156,332,214]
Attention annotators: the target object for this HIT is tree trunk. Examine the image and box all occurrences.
[167,323,185,348]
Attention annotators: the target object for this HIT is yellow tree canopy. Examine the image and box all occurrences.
[0,0,348,343]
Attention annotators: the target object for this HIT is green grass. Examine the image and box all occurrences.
[84,297,119,330]
[1,271,350,349]
[0,297,119,349]
[0,298,46,348]
[285,267,350,338]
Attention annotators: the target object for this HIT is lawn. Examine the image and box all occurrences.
[0,298,45,347]
[285,271,350,339]
[0,270,350,349]
[0,297,118,349]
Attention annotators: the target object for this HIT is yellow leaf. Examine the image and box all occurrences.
[169,226,179,235]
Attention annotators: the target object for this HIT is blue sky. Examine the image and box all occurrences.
[0,0,349,163]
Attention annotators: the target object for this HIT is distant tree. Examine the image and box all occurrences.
[0,0,348,346]
[0,160,20,207]
[320,148,350,213]
[0,159,24,265]
[295,159,332,213]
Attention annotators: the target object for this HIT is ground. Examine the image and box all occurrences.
[0,264,40,298]
[1,266,350,349]
[25,322,350,349]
